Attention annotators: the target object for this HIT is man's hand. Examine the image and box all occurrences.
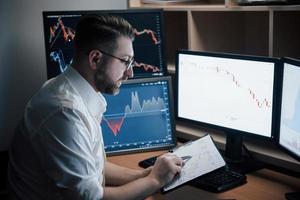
[147,153,182,188]
[103,154,182,200]
[142,166,153,177]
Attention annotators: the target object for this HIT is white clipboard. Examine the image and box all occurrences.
[162,134,226,192]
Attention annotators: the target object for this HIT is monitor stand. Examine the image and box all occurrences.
[223,133,265,174]
[285,192,300,200]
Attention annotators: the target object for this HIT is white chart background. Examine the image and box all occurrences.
[280,63,300,156]
[178,54,274,137]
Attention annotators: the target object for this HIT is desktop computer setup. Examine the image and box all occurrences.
[174,50,300,193]
[175,50,280,174]
[43,9,299,194]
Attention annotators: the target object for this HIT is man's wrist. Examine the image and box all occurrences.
[145,175,161,191]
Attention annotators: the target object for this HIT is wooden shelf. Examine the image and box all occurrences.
[129,0,300,68]
[129,0,300,11]
[129,0,224,10]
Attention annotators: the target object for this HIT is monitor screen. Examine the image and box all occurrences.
[279,57,300,162]
[176,50,279,168]
[176,50,277,138]
[43,9,166,79]
[101,76,176,155]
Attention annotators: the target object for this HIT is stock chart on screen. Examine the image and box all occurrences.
[43,10,166,79]
[177,52,275,137]
[101,77,176,155]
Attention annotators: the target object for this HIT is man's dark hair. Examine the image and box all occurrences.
[74,14,135,55]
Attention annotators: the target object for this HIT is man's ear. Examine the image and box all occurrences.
[88,50,101,70]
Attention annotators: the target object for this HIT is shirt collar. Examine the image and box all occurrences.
[63,66,107,120]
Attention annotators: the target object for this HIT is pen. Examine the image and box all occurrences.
[181,155,192,165]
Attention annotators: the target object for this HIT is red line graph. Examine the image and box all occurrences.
[49,17,75,47]
[215,66,271,108]
[103,91,165,136]
[134,61,160,72]
[102,116,125,136]
[134,29,160,45]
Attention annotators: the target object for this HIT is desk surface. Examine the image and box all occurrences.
[108,150,300,200]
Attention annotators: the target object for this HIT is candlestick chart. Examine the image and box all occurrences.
[178,54,275,137]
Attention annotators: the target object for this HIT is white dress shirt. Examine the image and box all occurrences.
[8,66,107,200]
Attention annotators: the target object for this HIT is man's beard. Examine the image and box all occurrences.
[94,58,120,95]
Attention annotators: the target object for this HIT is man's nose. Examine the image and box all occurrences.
[126,65,134,78]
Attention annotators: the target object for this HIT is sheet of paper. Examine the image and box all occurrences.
[163,134,226,192]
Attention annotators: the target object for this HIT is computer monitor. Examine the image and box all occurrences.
[42,9,166,79]
[101,76,177,155]
[278,57,300,200]
[175,50,279,173]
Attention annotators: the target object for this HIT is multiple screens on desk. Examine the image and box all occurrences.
[43,9,300,162]
[176,50,300,163]
[42,9,178,155]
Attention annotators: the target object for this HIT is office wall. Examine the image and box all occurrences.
[0,0,127,151]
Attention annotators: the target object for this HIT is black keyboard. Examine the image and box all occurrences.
[138,156,247,193]
[190,167,247,192]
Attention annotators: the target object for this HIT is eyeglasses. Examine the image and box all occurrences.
[97,49,134,71]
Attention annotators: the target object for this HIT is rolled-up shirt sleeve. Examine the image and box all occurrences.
[31,107,104,199]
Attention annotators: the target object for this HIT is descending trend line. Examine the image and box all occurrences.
[214,66,272,108]
[49,17,75,47]
[181,61,272,109]
[50,50,69,73]
[134,28,160,45]
[133,61,160,73]
[103,91,166,136]
[248,89,271,108]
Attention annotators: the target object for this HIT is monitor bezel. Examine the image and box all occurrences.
[277,57,300,162]
[175,50,280,141]
[105,76,177,156]
[42,9,167,79]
